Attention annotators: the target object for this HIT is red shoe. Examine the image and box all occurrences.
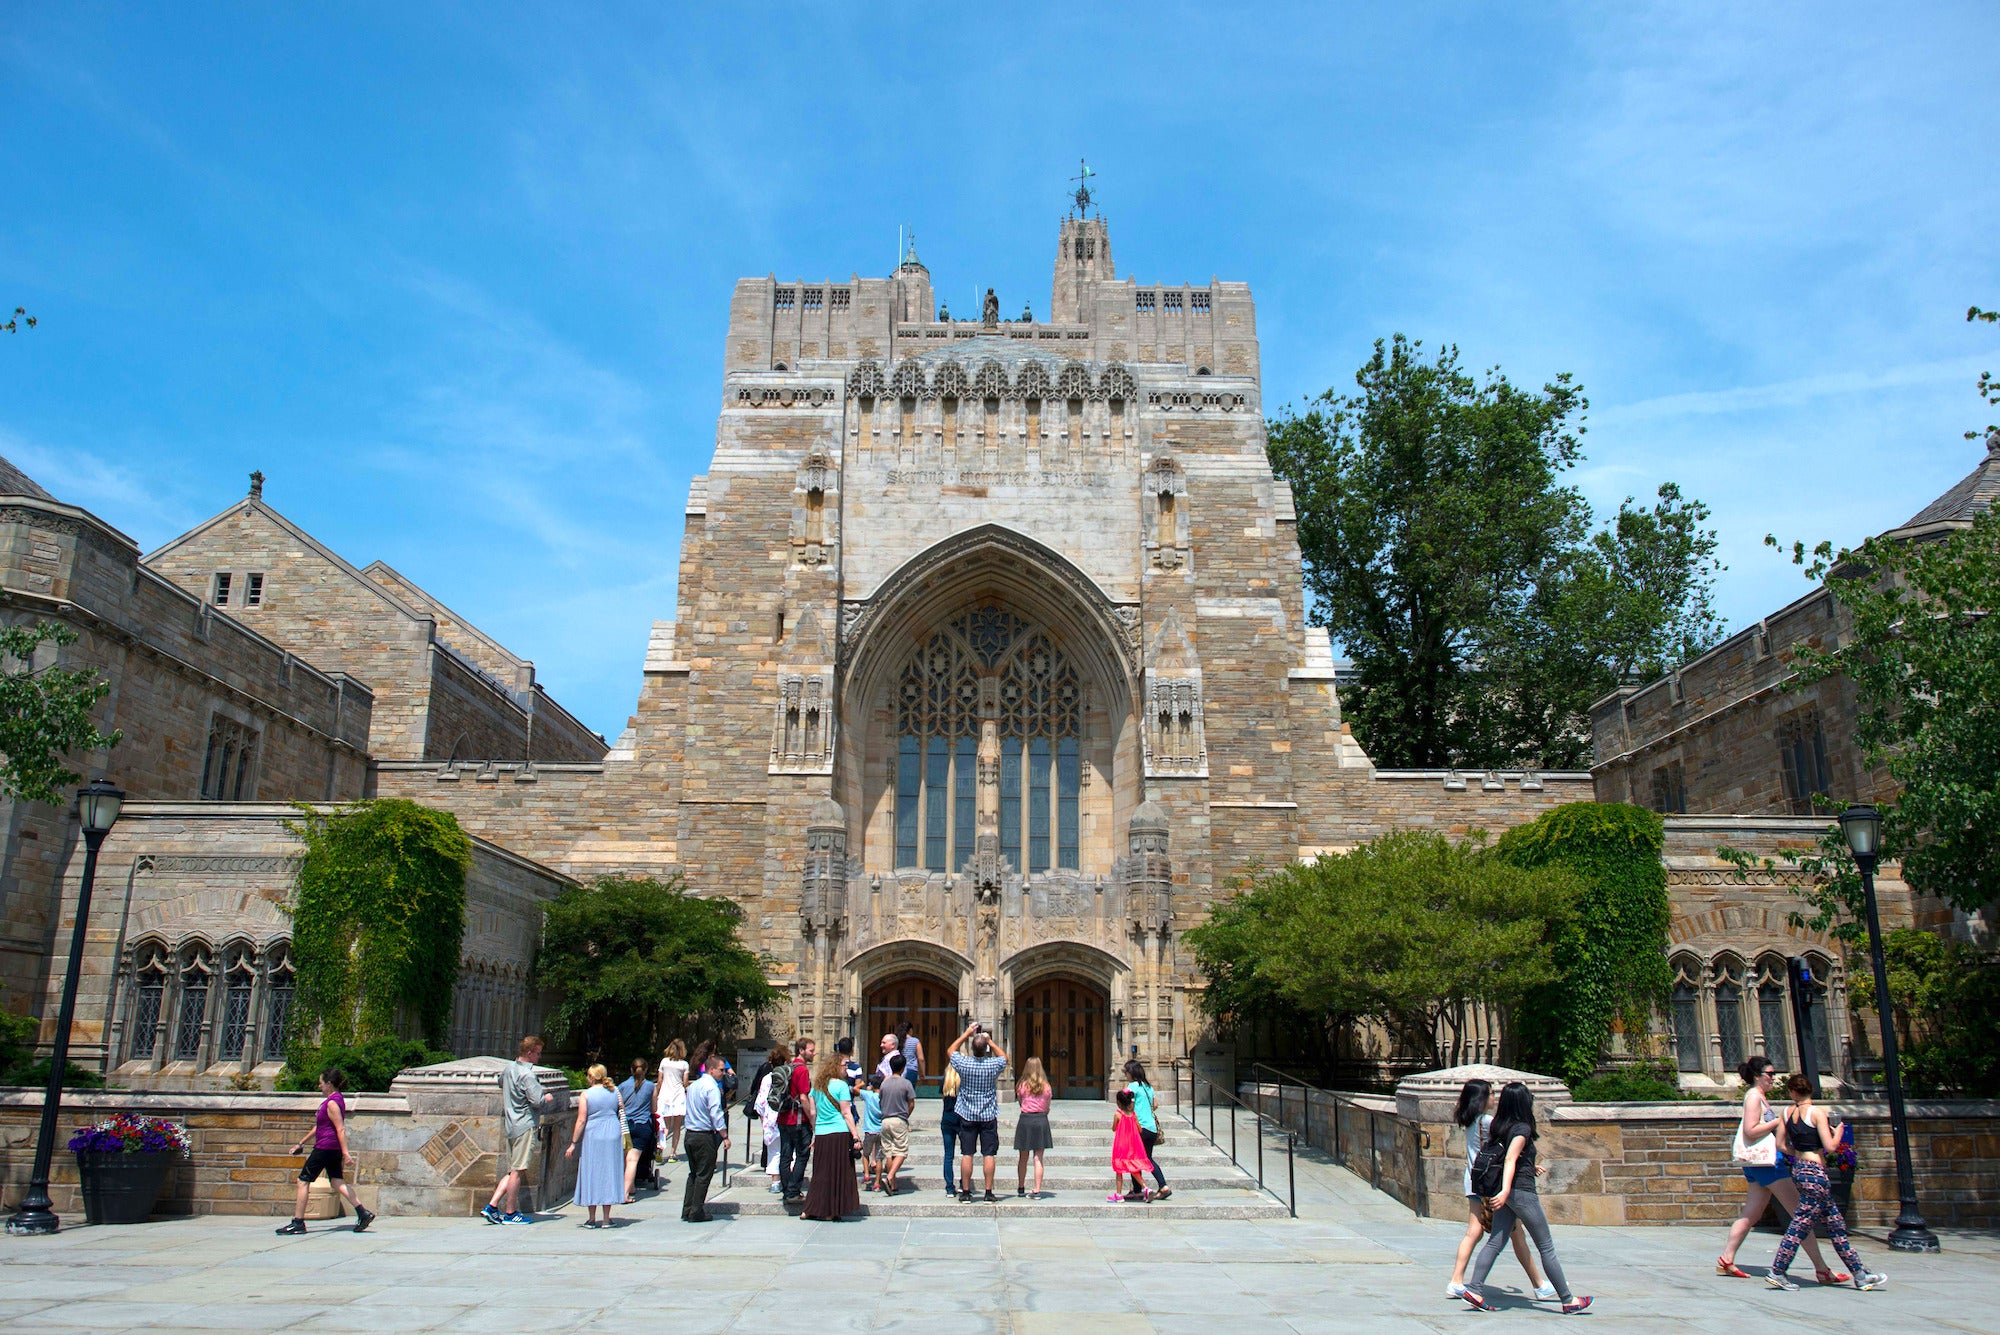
[1815,1268,1852,1285]
[1461,1290,1493,1312]
[1716,1258,1751,1278]
[1561,1296,1593,1315]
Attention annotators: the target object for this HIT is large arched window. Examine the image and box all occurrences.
[895,604,1082,874]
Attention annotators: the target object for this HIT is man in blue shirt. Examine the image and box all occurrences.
[681,1055,729,1222]
[945,1022,1009,1203]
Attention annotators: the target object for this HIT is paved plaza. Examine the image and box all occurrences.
[2,1116,1991,1335]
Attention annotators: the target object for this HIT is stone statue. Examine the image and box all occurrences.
[982,288,1000,327]
[937,301,950,322]
[1018,302,1033,323]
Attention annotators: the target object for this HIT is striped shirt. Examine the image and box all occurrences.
[948,1052,1008,1122]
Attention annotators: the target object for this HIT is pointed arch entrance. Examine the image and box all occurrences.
[862,972,958,1092]
[1014,973,1108,1098]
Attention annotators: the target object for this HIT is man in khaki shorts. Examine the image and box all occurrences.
[481,1036,555,1224]
[877,1052,916,1196]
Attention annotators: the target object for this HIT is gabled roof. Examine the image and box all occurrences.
[142,491,435,629]
[0,454,58,502]
[1888,433,2000,539]
[362,560,525,680]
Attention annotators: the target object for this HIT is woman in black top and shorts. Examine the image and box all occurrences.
[1766,1074,1886,1291]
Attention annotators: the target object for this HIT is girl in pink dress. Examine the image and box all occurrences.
[1108,1089,1154,1202]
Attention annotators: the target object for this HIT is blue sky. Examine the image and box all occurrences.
[3,4,1994,740]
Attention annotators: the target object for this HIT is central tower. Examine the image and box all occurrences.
[1052,213,1114,323]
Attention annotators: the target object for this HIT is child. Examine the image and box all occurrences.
[1108,1088,1154,1203]
[859,1071,884,1189]
[277,1067,375,1235]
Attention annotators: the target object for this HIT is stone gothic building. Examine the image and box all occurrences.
[371,213,1590,1094]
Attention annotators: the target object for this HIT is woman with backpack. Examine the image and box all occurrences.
[757,1043,791,1193]
[1462,1082,1592,1314]
[1446,1078,1553,1302]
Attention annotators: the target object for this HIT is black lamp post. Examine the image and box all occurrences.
[1837,803,1941,1253]
[7,778,123,1236]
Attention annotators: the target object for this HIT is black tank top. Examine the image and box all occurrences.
[1785,1112,1822,1154]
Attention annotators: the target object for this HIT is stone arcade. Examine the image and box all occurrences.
[369,209,1592,1093]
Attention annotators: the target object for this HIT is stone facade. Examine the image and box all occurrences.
[0,463,372,1018]
[374,214,1590,1094]
[1593,435,2000,826]
[144,485,607,765]
[41,804,572,1086]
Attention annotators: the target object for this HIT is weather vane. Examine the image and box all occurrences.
[1071,159,1097,217]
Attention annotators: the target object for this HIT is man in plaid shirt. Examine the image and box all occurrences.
[945,1022,1009,1203]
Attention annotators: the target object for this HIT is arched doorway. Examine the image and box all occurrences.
[1015,973,1107,1099]
[863,972,958,1092]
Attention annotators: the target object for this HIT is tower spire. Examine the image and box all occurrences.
[1070,158,1097,217]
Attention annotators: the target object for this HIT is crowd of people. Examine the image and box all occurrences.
[272,1032,1905,1305]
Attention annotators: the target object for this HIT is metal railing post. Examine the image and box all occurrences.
[1287,1133,1296,1217]
[1255,1104,1264,1189]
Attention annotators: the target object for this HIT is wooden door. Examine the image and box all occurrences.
[863,973,958,1091]
[1015,975,1106,1098]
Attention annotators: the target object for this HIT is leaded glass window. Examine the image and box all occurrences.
[894,605,1083,873]
[174,947,213,1061]
[128,943,168,1062]
[1670,959,1702,1073]
[1714,963,1745,1072]
[263,948,295,1061]
[218,950,255,1063]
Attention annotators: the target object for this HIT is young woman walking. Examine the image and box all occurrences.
[654,1039,689,1164]
[1765,1074,1886,1291]
[1461,1082,1592,1314]
[801,1049,863,1221]
[1446,1078,1553,1302]
[1108,1089,1154,1202]
[618,1058,657,1200]
[1122,1060,1170,1199]
[567,1064,625,1228]
[276,1068,375,1235]
[1717,1057,1839,1281]
[1014,1056,1056,1198]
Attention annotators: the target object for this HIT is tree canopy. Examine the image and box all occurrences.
[1268,335,1724,768]
[535,875,778,1063]
[0,621,121,805]
[1185,830,1579,1071]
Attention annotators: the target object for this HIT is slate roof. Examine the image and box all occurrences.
[1894,433,2000,534]
[0,454,58,502]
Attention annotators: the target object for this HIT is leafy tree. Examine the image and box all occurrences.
[0,993,103,1088]
[1268,335,1723,768]
[287,799,471,1057]
[2,306,33,334]
[0,622,121,804]
[1186,830,1578,1070]
[1845,929,2000,1098]
[536,875,778,1063]
[1496,802,1671,1085]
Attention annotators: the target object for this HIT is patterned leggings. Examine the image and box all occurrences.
[1771,1160,1865,1277]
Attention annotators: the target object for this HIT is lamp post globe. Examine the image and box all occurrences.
[6,778,124,1236]
[1837,802,1940,1253]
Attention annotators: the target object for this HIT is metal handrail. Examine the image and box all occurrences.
[1169,1058,1297,1217]
[1248,1061,1409,1198]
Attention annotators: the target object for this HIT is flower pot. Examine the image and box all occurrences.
[1828,1168,1856,1219]
[74,1150,174,1225]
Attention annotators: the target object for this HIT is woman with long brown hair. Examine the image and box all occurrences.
[800,1048,862,1221]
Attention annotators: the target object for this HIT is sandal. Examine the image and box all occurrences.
[1815,1269,1852,1285]
[1716,1258,1751,1278]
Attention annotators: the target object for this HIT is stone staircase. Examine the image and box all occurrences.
[702,1097,1290,1219]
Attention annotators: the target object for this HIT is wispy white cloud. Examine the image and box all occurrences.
[1598,356,1990,426]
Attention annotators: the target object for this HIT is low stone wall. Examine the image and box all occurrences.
[0,1057,573,1221]
[1246,1065,2000,1230]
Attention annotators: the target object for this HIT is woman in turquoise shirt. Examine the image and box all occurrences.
[800,1050,862,1221]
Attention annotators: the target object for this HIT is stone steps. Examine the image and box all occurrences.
[704,1186,1289,1220]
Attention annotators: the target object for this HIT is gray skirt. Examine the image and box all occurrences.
[1013,1110,1054,1152]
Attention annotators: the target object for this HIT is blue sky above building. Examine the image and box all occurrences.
[3,3,1994,739]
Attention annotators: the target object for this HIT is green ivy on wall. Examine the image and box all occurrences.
[1497,801,1671,1086]
[285,799,471,1063]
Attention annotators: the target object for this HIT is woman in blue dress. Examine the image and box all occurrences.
[566,1064,626,1227]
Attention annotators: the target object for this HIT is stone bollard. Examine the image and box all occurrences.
[378,1057,573,1217]
[1395,1063,1572,1219]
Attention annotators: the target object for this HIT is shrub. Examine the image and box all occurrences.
[278,1036,452,1093]
[1571,1061,1687,1103]
[0,1000,104,1088]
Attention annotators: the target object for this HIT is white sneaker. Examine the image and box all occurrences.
[1855,1271,1888,1291]
[1445,1282,1467,1299]
[1534,1285,1558,1302]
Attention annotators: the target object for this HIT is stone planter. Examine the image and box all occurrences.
[75,1150,175,1225]
[1828,1166,1856,1218]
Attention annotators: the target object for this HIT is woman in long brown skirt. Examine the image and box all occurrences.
[801,1048,862,1221]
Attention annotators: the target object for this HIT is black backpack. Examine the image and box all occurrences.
[1469,1124,1512,1198]
[767,1063,800,1120]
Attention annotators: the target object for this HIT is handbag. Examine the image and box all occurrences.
[1731,1121,1778,1167]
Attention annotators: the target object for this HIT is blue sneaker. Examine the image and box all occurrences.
[503,1211,534,1224]
[479,1204,504,1225]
